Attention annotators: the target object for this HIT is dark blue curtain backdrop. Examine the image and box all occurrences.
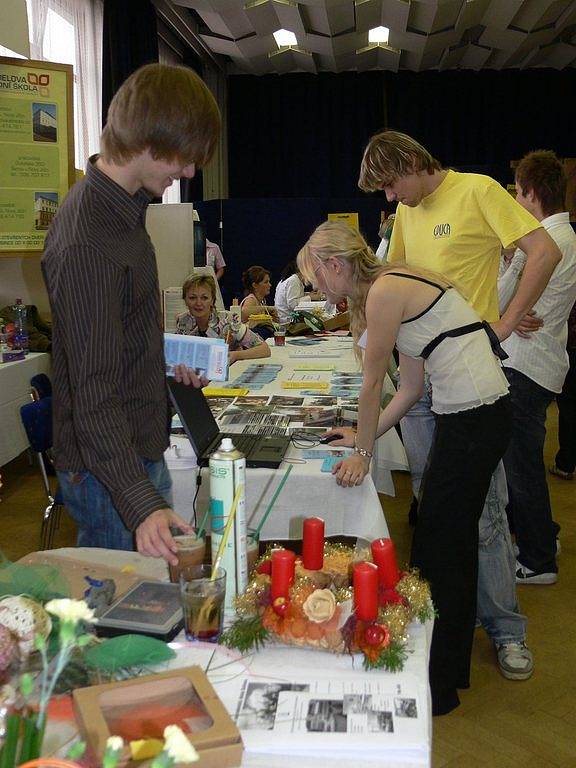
[101,0,159,124]
[228,72,385,198]
[228,68,576,195]
[196,197,389,307]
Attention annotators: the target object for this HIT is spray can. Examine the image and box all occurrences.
[209,437,248,612]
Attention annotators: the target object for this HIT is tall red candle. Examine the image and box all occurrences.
[371,538,400,589]
[271,549,296,600]
[302,517,324,570]
[353,561,379,621]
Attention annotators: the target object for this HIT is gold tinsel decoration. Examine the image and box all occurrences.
[395,570,431,614]
[378,604,412,645]
[234,573,270,617]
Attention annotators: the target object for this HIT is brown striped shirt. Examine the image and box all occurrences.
[41,157,171,531]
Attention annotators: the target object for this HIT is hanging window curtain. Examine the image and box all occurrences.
[26,0,103,169]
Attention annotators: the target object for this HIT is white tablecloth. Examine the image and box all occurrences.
[0,352,51,466]
[166,337,407,541]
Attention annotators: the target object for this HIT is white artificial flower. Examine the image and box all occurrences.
[163,725,199,764]
[44,598,96,625]
[106,736,124,752]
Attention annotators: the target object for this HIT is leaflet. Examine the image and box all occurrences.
[164,333,228,381]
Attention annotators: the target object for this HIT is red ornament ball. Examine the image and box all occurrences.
[257,560,272,575]
[272,597,289,616]
[364,623,387,647]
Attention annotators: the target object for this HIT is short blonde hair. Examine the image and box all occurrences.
[101,64,221,166]
[182,273,216,304]
[358,130,441,192]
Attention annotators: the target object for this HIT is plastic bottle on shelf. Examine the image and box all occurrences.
[12,298,29,354]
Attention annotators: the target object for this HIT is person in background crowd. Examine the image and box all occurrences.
[299,221,512,717]
[274,259,305,324]
[358,130,561,686]
[550,300,576,481]
[206,239,225,281]
[498,150,576,585]
[42,64,221,564]
[240,266,274,321]
[177,274,270,363]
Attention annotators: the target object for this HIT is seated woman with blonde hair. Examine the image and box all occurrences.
[177,274,270,363]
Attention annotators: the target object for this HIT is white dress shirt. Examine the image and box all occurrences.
[274,274,304,323]
[499,212,576,393]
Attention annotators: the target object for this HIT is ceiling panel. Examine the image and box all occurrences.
[173,0,576,73]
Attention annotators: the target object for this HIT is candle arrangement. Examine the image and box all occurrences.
[222,522,435,672]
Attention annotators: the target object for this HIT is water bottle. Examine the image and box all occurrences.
[12,298,29,354]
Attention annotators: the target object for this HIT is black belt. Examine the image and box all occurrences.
[420,320,508,361]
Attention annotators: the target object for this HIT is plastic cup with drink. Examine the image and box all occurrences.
[179,564,226,642]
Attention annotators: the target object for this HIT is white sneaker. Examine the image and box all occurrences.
[515,561,558,585]
[496,641,534,680]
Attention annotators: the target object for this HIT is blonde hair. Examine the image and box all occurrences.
[101,64,221,166]
[358,130,442,192]
[182,273,216,305]
[297,221,456,342]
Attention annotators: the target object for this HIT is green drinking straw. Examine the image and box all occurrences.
[196,506,210,539]
[251,463,294,540]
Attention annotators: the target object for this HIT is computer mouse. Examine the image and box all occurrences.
[320,433,342,444]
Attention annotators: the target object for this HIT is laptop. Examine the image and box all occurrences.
[167,378,291,469]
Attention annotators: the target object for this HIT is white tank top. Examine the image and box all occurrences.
[361,275,509,414]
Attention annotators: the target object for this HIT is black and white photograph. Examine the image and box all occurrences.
[394,697,418,718]
[367,711,394,733]
[236,682,309,731]
[305,699,348,732]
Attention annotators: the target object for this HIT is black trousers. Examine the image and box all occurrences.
[411,396,512,716]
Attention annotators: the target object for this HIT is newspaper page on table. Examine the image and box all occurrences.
[164,332,228,381]
[227,673,426,757]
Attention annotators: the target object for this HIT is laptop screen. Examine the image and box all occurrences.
[166,378,220,456]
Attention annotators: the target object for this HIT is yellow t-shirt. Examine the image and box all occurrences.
[387,170,541,321]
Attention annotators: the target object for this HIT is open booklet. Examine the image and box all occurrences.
[164,332,229,381]
[218,672,428,763]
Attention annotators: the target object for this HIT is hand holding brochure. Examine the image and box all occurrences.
[164,333,229,381]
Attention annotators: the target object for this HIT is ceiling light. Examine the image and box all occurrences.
[368,26,390,44]
[273,29,297,47]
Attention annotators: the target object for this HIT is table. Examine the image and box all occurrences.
[37,547,432,768]
[166,337,408,542]
[0,352,51,466]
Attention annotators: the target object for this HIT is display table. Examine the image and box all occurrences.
[166,337,408,542]
[0,352,51,466]
[36,548,432,768]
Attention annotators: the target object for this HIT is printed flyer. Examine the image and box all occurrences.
[0,56,74,252]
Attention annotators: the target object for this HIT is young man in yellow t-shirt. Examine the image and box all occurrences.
[358,131,561,697]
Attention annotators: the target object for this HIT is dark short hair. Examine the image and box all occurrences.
[242,266,271,293]
[515,150,566,216]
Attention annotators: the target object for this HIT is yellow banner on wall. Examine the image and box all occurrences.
[327,212,359,231]
[0,56,74,254]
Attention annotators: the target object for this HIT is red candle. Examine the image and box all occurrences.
[302,517,324,570]
[371,538,400,589]
[271,549,296,600]
[353,561,379,621]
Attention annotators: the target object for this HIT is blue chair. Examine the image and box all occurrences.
[19,397,64,549]
[30,373,52,401]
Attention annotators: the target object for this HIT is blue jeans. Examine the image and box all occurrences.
[400,381,527,644]
[58,459,173,550]
[503,368,558,574]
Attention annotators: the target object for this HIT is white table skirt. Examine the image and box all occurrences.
[0,352,51,466]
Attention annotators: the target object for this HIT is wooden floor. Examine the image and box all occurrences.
[0,403,574,767]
